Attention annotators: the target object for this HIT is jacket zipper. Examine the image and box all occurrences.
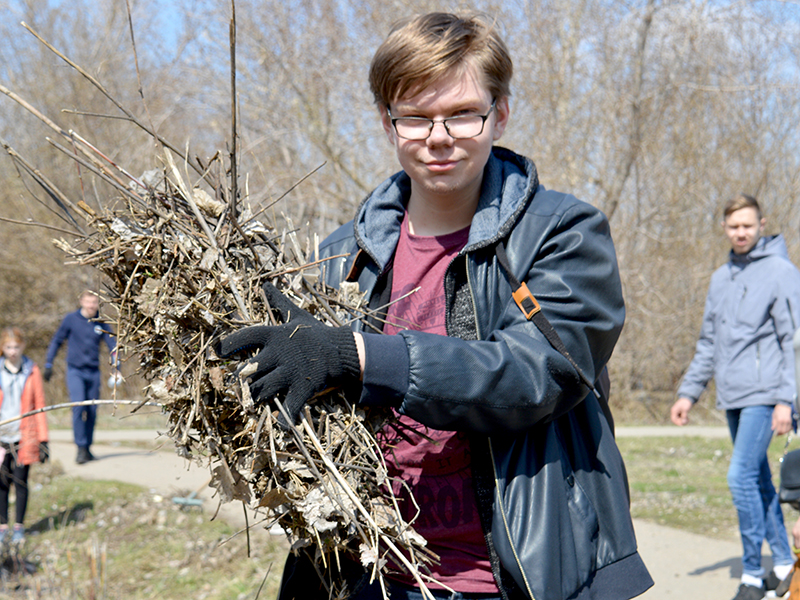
[463,251,482,340]
[756,342,761,381]
[464,252,537,600]
[488,437,537,600]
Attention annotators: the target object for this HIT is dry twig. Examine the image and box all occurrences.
[0,16,438,598]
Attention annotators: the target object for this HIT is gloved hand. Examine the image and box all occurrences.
[43,367,52,382]
[39,441,49,464]
[217,282,361,426]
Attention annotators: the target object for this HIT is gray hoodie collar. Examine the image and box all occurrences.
[0,356,34,382]
[730,234,788,266]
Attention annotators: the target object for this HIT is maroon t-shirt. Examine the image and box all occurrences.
[380,214,498,593]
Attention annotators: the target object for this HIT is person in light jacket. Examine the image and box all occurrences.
[0,327,49,546]
[672,194,800,600]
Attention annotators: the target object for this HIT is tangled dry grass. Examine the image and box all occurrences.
[0,15,445,597]
[45,149,436,597]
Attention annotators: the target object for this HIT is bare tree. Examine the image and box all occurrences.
[1,0,799,420]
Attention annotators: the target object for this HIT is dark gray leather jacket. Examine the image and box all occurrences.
[317,147,652,600]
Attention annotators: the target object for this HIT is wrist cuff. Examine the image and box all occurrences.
[359,333,408,408]
[331,327,362,381]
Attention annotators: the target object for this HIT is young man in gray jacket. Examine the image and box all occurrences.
[222,12,652,600]
[672,194,800,600]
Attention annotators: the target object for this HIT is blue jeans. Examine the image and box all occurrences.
[727,406,793,577]
[66,367,100,448]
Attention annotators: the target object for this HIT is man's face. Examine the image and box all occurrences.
[80,293,100,317]
[380,61,509,206]
[723,206,765,255]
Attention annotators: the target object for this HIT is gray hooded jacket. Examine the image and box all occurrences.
[678,234,800,409]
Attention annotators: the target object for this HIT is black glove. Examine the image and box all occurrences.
[218,282,361,425]
[39,441,49,464]
[43,367,52,382]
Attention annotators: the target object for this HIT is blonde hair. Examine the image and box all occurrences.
[0,327,24,346]
[723,194,762,220]
[369,12,513,107]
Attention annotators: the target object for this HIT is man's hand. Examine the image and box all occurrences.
[217,282,362,426]
[43,367,52,382]
[670,397,693,426]
[772,403,793,435]
[792,515,800,550]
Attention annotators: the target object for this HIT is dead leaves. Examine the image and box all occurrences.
[54,159,433,597]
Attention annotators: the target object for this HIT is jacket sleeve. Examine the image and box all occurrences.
[45,316,70,369]
[677,282,717,402]
[29,365,49,442]
[771,263,800,406]
[361,197,625,435]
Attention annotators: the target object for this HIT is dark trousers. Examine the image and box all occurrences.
[66,367,100,448]
[0,443,30,525]
[277,552,502,600]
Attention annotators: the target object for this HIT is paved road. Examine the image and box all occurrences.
[48,426,764,599]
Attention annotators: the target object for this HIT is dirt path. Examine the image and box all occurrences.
[48,426,758,600]
[615,426,752,599]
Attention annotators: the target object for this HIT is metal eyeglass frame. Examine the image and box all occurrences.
[387,98,497,140]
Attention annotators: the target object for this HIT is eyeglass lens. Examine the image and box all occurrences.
[391,99,496,141]
[395,115,485,140]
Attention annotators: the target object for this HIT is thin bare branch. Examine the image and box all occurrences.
[124,0,159,146]
[0,215,82,236]
[0,399,162,429]
[20,21,200,176]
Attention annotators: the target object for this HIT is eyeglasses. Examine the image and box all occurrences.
[387,99,497,141]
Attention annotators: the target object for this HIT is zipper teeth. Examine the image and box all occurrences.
[465,254,534,598]
[488,438,536,600]
[458,251,535,598]
[756,342,761,379]
[464,255,481,339]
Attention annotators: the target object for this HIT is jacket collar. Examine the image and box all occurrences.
[729,234,788,273]
[0,356,34,382]
[353,147,539,271]
[731,234,787,261]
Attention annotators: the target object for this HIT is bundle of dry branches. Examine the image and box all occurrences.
[44,148,438,595]
[0,12,443,597]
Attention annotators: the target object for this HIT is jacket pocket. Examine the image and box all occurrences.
[490,426,600,600]
[553,413,601,597]
[564,467,600,581]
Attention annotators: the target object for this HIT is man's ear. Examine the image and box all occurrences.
[379,106,396,144]
[492,96,511,141]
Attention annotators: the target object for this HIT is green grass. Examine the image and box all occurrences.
[618,435,795,540]
[0,463,286,599]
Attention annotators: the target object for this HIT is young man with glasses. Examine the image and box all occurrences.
[221,12,652,600]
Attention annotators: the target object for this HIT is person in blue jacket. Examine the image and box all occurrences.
[44,290,117,464]
[221,12,652,600]
[672,194,800,600]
